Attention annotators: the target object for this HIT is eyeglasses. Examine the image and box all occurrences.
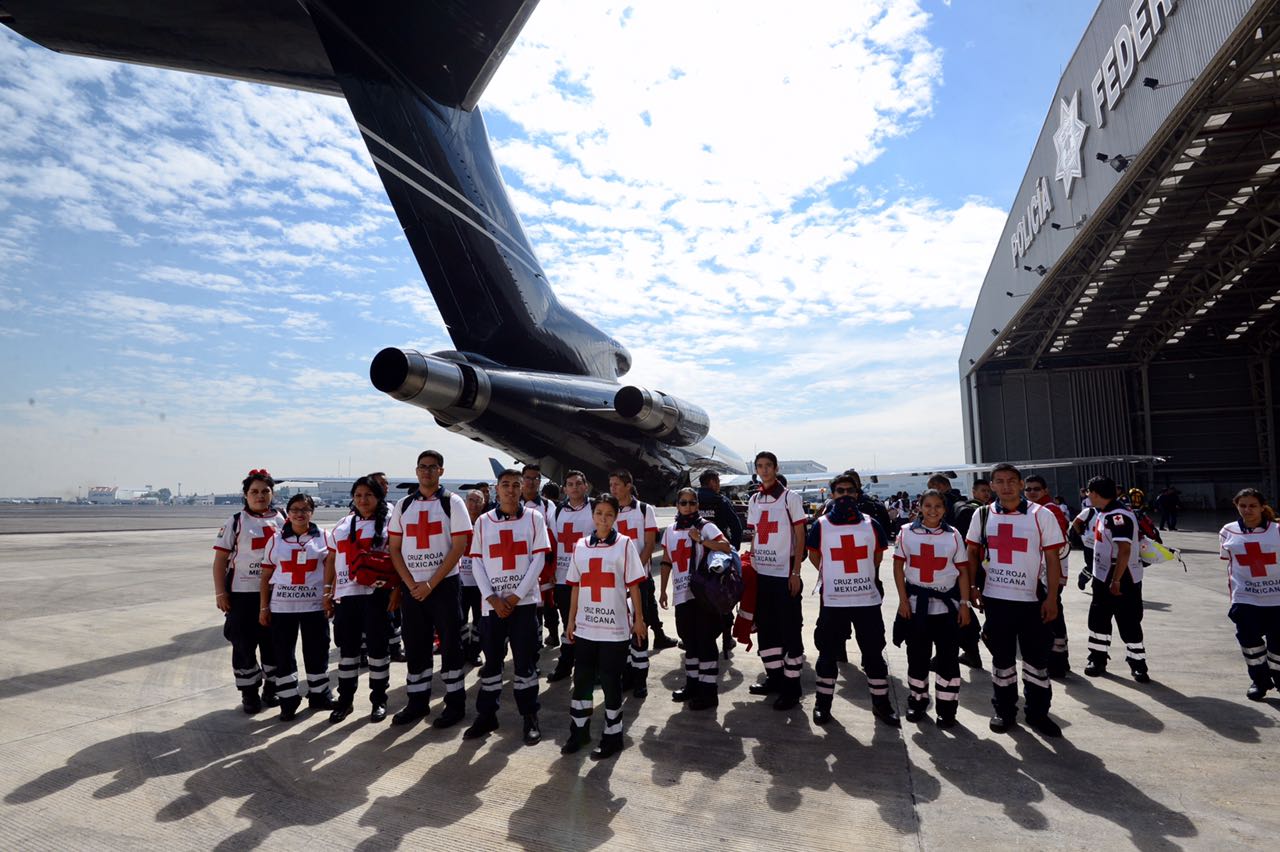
[677,500,698,506]
[833,488,856,495]
[416,464,441,473]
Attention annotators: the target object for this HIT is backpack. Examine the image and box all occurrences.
[691,547,744,615]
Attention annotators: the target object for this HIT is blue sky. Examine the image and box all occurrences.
[0,1,1098,497]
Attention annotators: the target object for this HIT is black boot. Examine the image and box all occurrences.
[432,702,466,729]
[904,697,928,723]
[308,691,335,711]
[391,696,430,726]
[278,698,301,722]
[523,713,542,746]
[591,733,623,760]
[812,702,833,725]
[561,725,590,755]
[689,682,718,712]
[872,696,900,728]
[652,629,678,651]
[240,688,262,715]
[672,679,698,703]
[328,698,354,723]
[462,714,499,740]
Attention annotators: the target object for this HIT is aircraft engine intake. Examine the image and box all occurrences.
[613,386,711,447]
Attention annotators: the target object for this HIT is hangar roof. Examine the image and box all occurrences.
[962,0,1280,375]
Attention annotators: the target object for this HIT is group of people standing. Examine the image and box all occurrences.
[212,452,1280,759]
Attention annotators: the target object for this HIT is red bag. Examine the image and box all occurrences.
[352,549,398,588]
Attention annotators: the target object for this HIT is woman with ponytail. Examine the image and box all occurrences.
[260,494,334,721]
[324,477,397,723]
[1219,488,1280,700]
[211,469,285,714]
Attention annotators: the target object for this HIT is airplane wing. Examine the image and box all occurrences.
[713,455,1168,491]
[0,0,537,110]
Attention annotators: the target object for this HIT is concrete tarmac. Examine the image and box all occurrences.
[0,511,1276,850]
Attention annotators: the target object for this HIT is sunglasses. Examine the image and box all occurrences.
[677,500,698,506]
[833,488,856,495]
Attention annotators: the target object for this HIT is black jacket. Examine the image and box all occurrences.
[697,486,743,548]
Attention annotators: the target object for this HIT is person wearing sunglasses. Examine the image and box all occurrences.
[260,494,334,721]
[806,474,897,727]
[660,487,732,710]
[1025,474,1072,679]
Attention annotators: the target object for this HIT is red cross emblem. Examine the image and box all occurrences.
[489,528,529,571]
[987,522,1029,564]
[1236,541,1277,578]
[909,543,948,583]
[250,524,276,551]
[829,535,868,574]
[755,512,779,545]
[670,537,693,573]
[279,547,318,584]
[335,525,373,564]
[557,523,583,554]
[405,512,443,550]
[617,519,639,540]
[579,557,616,602]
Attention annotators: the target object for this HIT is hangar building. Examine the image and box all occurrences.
[961,0,1280,509]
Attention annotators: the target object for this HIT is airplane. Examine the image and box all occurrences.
[3,2,1160,503]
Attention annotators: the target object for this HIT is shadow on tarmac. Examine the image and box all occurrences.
[0,626,224,700]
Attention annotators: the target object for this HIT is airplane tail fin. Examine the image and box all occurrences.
[488,457,507,479]
[306,3,632,381]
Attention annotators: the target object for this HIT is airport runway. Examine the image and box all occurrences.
[0,510,1276,850]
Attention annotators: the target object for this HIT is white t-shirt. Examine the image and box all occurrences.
[213,509,285,593]
[263,529,329,613]
[748,486,806,578]
[965,501,1065,602]
[615,499,659,576]
[468,507,552,614]
[1091,505,1143,584]
[893,522,967,615]
[809,514,884,607]
[660,520,726,606]
[457,531,477,587]
[1219,520,1280,606]
[328,514,390,599]
[567,533,648,642]
[388,489,473,581]
[552,501,593,585]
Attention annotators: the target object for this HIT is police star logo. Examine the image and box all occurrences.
[1053,90,1088,199]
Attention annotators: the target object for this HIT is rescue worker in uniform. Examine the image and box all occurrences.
[966,464,1064,738]
[893,489,971,727]
[260,494,334,721]
[696,469,744,659]
[464,469,552,745]
[1219,488,1280,700]
[807,474,898,727]
[212,469,284,714]
[747,452,809,710]
[324,476,395,723]
[561,494,648,759]
[1082,476,1151,683]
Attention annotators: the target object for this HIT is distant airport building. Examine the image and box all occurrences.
[86,486,117,504]
[778,460,829,475]
[961,0,1280,509]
